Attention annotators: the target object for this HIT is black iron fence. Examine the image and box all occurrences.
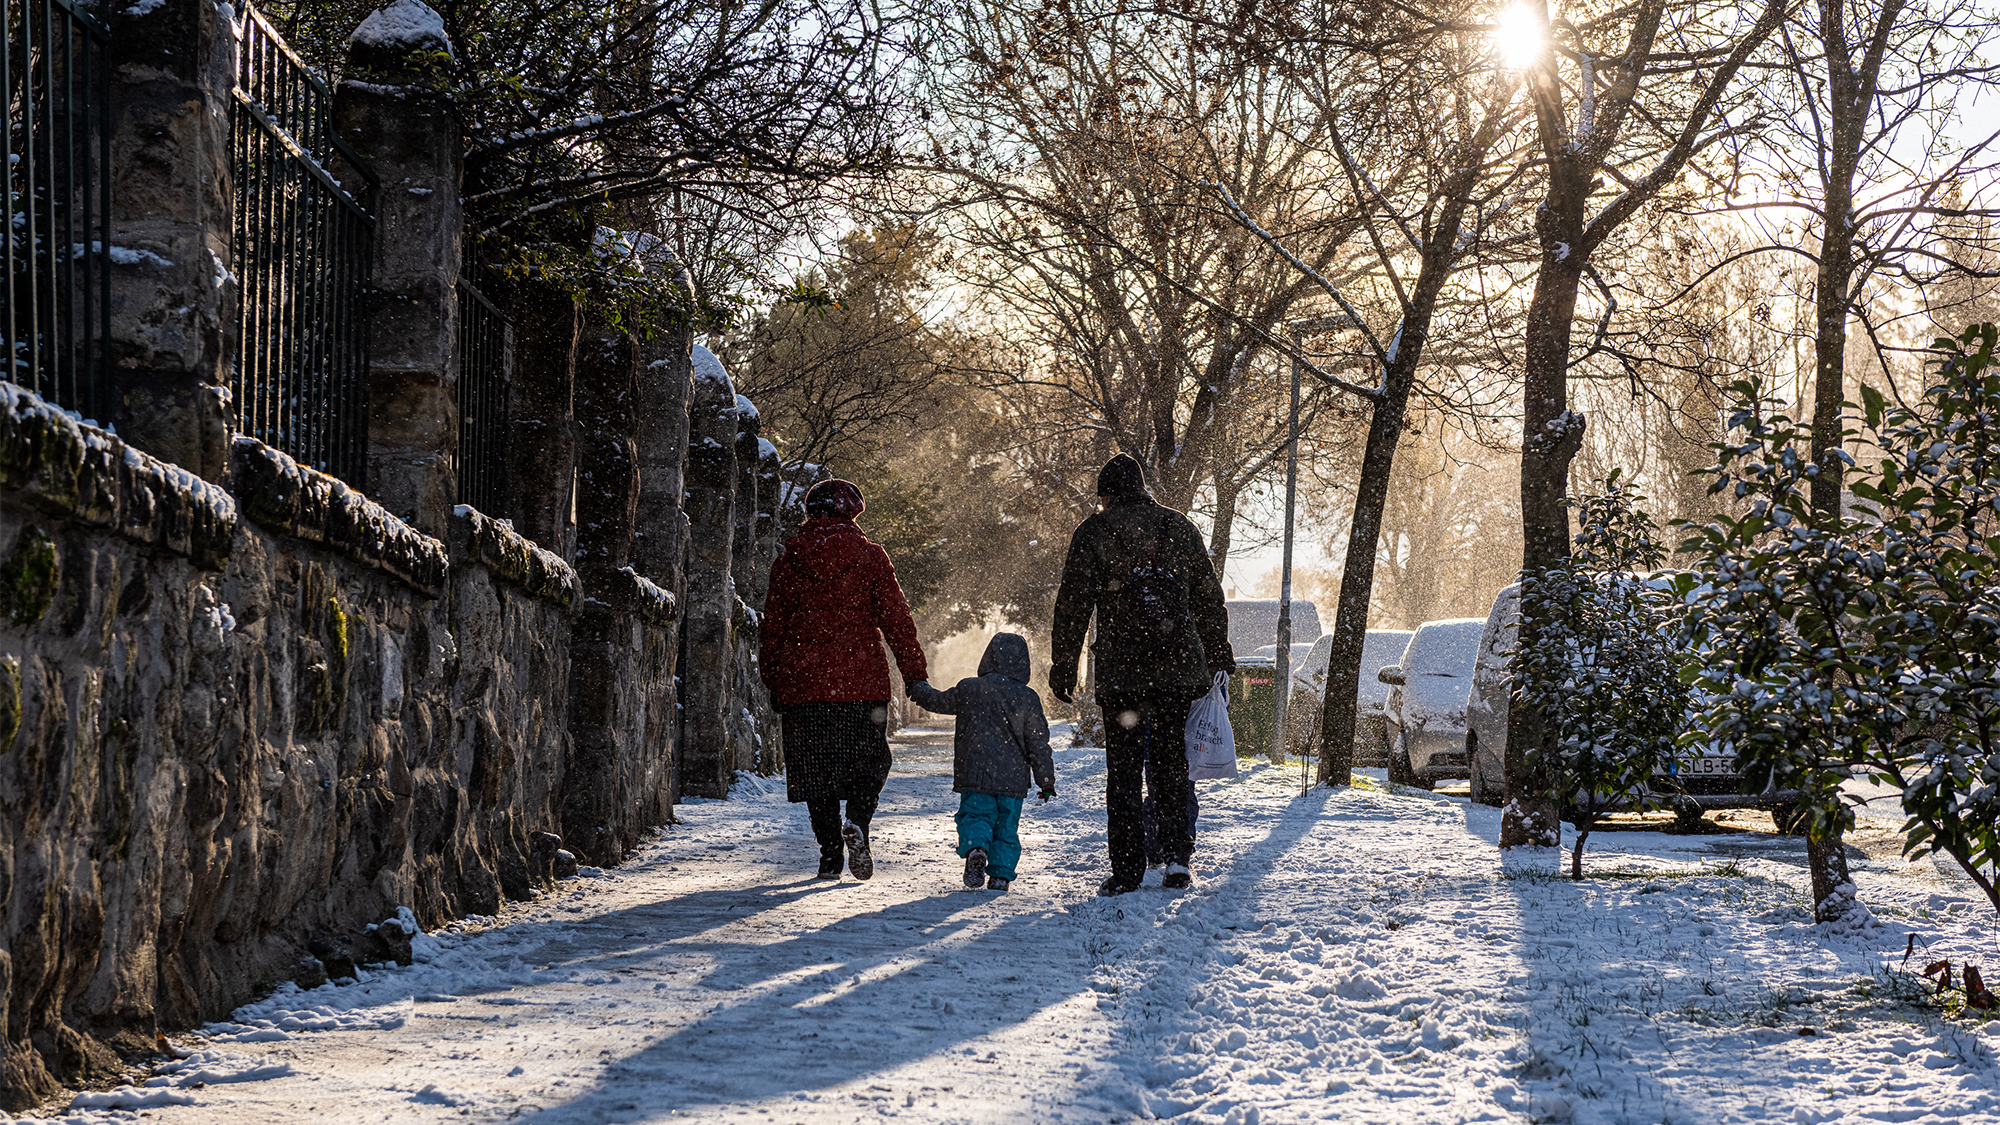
[231,3,375,487]
[455,278,509,515]
[4,0,110,421]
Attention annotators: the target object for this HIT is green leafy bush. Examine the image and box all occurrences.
[1518,472,1689,879]
[1681,323,2000,915]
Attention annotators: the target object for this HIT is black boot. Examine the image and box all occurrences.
[1097,876,1139,897]
[844,822,874,881]
[817,847,843,880]
[963,848,988,889]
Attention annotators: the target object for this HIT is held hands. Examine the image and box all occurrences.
[1049,668,1076,705]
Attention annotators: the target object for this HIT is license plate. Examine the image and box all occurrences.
[1246,677,1271,686]
[1684,756,1738,776]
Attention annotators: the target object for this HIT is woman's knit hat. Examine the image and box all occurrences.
[805,478,866,520]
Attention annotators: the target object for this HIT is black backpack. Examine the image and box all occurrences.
[1104,514,1192,645]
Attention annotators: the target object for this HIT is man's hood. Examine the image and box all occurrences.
[781,517,873,580]
[978,632,1032,685]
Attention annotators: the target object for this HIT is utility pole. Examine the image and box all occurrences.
[1269,312,1356,766]
[1271,325,1302,763]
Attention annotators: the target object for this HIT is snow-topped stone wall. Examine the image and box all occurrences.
[0,388,582,1107]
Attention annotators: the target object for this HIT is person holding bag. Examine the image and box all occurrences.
[761,479,929,881]
[1050,454,1234,896]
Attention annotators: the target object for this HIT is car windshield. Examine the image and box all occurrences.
[1399,620,1483,677]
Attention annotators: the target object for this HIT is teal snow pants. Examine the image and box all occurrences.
[955,793,1025,880]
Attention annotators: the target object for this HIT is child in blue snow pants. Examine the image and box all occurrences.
[907,633,1056,891]
[955,793,1025,880]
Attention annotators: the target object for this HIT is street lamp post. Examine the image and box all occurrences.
[1267,313,1358,766]
[1271,327,1302,763]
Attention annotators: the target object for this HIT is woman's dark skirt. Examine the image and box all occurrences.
[781,700,892,803]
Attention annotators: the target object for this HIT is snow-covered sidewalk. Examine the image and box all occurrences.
[20,725,2000,1124]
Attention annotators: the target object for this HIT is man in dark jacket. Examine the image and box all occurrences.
[1050,453,1233,895]
[908,633,1056,892]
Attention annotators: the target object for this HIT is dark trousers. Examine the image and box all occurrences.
[1142,753,1200,867]
[806,795,878,861]
[1103,695,1192,884]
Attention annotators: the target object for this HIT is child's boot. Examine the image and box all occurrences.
[963,848,988,889]
[987,875,1011,892]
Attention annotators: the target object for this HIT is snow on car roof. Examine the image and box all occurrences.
[1398,618,1485,677]
[1226,600,1324,655]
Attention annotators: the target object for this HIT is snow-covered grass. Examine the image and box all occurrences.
[14,726,2000,1124]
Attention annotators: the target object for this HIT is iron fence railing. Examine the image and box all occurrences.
[4,0,110,420]
[455,278,510,515]
[231,3,375,487]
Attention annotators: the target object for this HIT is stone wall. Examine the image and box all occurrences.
[0,387,590,1108]
[0,0,735,1108]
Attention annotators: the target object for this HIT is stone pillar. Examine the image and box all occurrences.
[506,279,579,558]
[561,312,641,863]
[728,398,772,776]
[633,275,693,586]
[634,271,694,804]
[335,0,461,536]
[679,345,738,798]
[103,0,237,480]
[752,437,783,604]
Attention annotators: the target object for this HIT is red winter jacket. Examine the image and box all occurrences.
[760,517,929,705]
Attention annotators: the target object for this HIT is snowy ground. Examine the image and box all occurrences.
[16,722,2000,1125]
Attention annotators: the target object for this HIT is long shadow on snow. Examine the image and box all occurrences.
[515,888,1084,1121]
[1090,782,1528,1120]
[508,774,1095,1120]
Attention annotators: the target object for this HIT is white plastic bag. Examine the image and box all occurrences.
[1185,672,1237,779]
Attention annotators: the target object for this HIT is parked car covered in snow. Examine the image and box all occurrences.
[1226,599,1325,656]
[1378,618,1485,789]
[1281,630,1415,761]
[1463,582,1805,828]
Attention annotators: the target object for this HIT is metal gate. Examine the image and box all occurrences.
[230,2,375,486]
[3,0,111,420]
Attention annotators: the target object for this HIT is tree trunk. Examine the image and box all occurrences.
[1798,0,1899,918]
[1315,363,1410,786]
[1315,193,1481,786]
[1208,474,1240,578]
[1500,223,1587,850]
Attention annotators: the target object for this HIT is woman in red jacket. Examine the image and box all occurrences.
[761,479,929,880]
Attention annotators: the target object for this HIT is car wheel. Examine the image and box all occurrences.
[1387,732,1415,788]
[1389,733,1434,791]
[1467,733,1502,807]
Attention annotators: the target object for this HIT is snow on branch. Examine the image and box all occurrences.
[1203,181,1387,366]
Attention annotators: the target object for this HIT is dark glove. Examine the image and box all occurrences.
[1039,787,1057,804]
[1049,666,1076,705]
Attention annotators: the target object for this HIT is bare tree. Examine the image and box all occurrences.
[1499,0,1789,849]
[721,227,954,474]
[269,0,909,283]
[916,0,1372,568]
[1168,0,1538,783]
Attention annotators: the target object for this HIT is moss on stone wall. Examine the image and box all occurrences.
[0,527,59,626]
[298,566,352,735]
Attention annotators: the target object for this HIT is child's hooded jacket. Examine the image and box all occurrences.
[908,633,1055,799]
